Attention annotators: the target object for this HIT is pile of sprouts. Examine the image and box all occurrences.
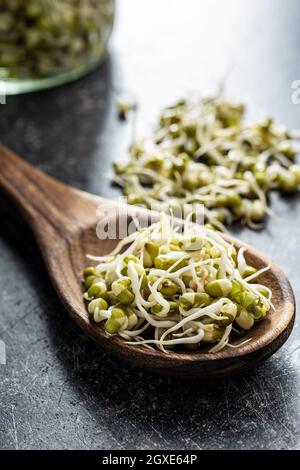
[83,214,272,353]
[114,96,300,230]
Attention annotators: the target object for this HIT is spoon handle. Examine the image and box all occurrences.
[0,143,68,226]
[0,143,105,237]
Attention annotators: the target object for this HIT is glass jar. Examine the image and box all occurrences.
[0,0,115,94]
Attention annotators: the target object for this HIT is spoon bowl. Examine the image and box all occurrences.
[0,144,295,377]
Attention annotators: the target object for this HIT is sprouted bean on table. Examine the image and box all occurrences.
[113,96,300,230]
[83,214,272,353]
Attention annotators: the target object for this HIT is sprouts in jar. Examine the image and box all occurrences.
[0,0,114,93]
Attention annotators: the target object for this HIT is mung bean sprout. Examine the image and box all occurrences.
[83,214,272,353]
[113,96,300,230]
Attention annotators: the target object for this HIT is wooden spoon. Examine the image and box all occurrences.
[0,144,295,378]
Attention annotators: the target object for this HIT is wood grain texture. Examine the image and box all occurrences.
[0,143,296,378]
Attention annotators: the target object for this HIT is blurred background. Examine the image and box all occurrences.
[0,0,300,450]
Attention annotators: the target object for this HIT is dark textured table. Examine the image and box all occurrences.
[0,0,300,450]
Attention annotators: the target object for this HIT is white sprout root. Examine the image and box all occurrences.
[83,213,272,354]
[113,96,300,230]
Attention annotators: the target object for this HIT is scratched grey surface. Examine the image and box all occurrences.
[0,0,300,450]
